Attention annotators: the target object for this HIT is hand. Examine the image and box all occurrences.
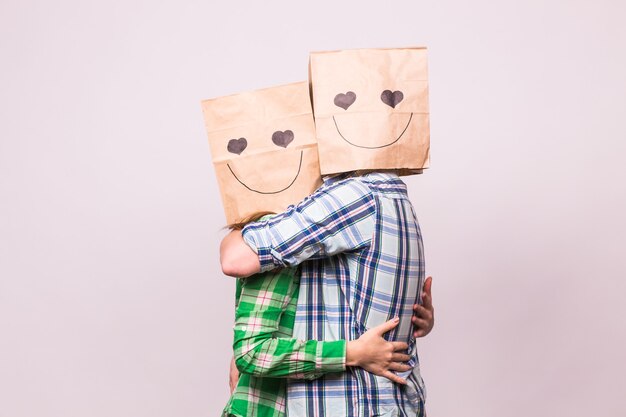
[346,318,411,385]
[412,276,434,338]
[229,356,239,394]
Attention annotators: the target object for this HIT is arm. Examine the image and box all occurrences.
[220,230,260,277]
[231,180,377,276]
[233,268,343,379]
[233,268,410,383]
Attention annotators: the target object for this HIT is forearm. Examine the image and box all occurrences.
[239,181,377,272]
[234,337,345,379]
[220,230,261,277]
[232,268,346,379]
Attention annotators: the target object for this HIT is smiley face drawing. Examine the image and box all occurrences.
[331,89,413,149]
[224,130,303,195]
[201,82,322,223]
[309,48,431,175]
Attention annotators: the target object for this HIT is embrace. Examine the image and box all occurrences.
[202,48,433,417]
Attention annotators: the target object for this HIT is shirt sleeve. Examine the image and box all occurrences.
[241,179,377,272]
[233,268,345,379]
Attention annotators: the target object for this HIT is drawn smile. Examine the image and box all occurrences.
[226,150,303,195]
[332,113,414,149]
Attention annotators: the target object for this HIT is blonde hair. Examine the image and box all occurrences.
[226,211,276,231]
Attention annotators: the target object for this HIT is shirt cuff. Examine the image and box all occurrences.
[315,340,346,373]
[241,224,282,273]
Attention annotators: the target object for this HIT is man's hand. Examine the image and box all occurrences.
[229,356,239,394]
[412,276,434,338]
[346,318,411,385]
[220,230,261,278]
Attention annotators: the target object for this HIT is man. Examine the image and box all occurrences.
[221,170,430,417]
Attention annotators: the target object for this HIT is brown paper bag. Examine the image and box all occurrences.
[201,82,322,224]
[309,47,430,176]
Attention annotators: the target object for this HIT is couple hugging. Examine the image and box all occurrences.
[202,47,433,417]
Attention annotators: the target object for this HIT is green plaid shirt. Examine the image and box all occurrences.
[222,267,346,417]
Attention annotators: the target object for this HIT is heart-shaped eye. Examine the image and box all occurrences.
[334,91,357,110]
[272,130,294,148]
[381,90,404,108]
[227,138,247,155]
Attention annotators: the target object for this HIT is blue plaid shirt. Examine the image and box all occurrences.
[242,172,426,417]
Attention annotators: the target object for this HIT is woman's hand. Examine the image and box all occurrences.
[412,276,434,337]
[346,318,411,385]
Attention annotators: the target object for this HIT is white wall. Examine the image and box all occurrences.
[1,1,625,416]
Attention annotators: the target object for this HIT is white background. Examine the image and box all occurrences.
[1,1,625,416]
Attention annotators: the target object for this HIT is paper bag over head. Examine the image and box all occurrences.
[309,47,430,176]
[201,82,322,224]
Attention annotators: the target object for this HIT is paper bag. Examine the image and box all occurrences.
[309,47,430,176]
[201,82,322,224]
